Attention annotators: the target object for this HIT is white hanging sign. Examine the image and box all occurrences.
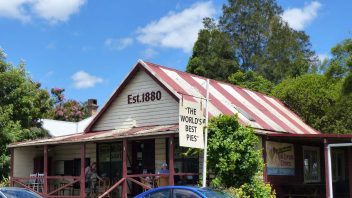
[179,100,205,149]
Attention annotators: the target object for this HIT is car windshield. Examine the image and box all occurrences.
[0,189,40,198]
[199,188,234,198]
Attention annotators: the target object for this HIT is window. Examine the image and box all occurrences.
[173,189,201,198]
[332,149,345,182]
[303,146,321,183]
[145,189,171,198]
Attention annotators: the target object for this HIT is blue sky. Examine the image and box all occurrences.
[0,0,351,107]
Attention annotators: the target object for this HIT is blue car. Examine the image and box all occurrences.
[0,187,42,198]
[135,186,233,198]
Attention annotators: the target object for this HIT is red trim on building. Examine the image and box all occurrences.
[262,137,268,183]
[348,147,352,198]
[122,139,128,197]
[267,133,352,139]
[10,148,14,186]
[80,144,86,197]
[168,135,175,186]
[43,145,48,196]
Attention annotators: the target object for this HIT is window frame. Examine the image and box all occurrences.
[302,146,321,183]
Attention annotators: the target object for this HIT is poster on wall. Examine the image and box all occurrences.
[266,141,295,175]
[179,100,205,149]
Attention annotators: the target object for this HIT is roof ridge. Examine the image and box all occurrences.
[143,61,279,101]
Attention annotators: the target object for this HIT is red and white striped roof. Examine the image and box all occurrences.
[85,60,320,135]
[142,61,319,135]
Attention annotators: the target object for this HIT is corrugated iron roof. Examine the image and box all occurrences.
[142,61,319,135]
[8,125,178,148]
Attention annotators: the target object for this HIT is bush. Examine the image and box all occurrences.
[0,177,10,187]
[208,115,263,187]
[207,115,275,197]
[226,175,275,198]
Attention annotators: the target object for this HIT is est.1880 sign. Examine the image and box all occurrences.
[127,91,162,104]
[179,100,205,149]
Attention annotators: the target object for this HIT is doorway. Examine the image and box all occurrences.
[97,142,123,183]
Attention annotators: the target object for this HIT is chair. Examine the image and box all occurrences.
[140,177,153,191]
[37,173,45,192]
[28,173,39,191]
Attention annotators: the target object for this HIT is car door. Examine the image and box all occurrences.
[172,189,203,198]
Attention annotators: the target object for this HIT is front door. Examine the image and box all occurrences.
[131,139,155,174]
[131,139,155,195]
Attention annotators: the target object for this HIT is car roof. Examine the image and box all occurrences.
[0,187,41,195]
[0,187,31,191]
[136,186,210,197]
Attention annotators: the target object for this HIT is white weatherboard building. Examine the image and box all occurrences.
[9,60,352,198]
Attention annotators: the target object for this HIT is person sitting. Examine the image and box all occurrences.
[156,163,169,187]
[158,163,169,174]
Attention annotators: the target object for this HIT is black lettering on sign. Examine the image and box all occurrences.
[127,91,162,104]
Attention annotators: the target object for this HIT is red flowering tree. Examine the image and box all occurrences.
[48,88,90,122]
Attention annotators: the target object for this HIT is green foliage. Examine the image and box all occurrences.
[220,0,282,71]
[257,17,317,83]
[186,18,239,81]
[0,49,51,180]
[226,175,275,198]
[320,93,352,134]
[228,70,274,94]
[219,0,316,82]
[326,39,352,95]
[207,115,263,188]
[0,177,10,187]
[46,88,90,122]
[272,74,344,133]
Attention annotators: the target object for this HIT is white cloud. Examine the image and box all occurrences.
[282,1,321,31]
[137,1,216,53]
[71,71,103,89]
[32,0,86,23]
[0,0,86,23]
[142,48,158,59]
[0,0,32,22]
[104,37,133,50]
[317,53,329,63]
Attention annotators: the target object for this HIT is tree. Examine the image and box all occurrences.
[0,49,52,179]
[257,17,317,83]
[208,114,262,187]
[320,93,352,134]
[47,88,90,122]
[218,0,316,82]
[228,70,274,94]
[325,39,352,94]
[207,115,274,197]
[186,18,239,81]
[271,74,341,133]
[219,0,282,72]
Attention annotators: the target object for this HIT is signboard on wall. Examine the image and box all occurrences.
[266,141,295,175]
[179,100,205,149]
